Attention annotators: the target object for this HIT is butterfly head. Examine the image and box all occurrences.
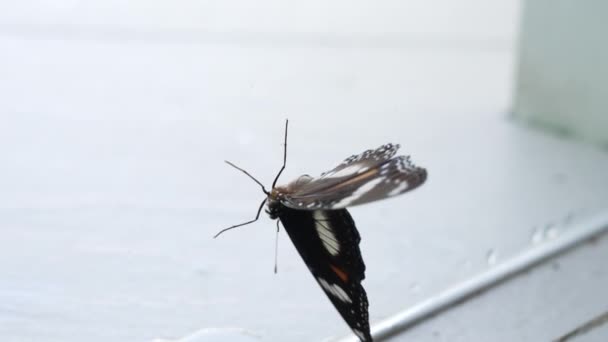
[265,200,280,220]
[266,172,315,218]
[266,187,287,219]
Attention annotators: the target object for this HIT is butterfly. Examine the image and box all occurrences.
[215,120,427,342]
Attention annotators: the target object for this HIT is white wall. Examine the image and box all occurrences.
[0,1,517,42]
[514,0,608,146]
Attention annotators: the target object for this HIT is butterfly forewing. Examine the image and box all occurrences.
[280,144,427,210]
[277,205,372,341]
[320,143,401,179]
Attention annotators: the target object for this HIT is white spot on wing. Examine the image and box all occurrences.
[332,285,352,303]
[333,177,385,207]
[357,166,370,174]
[313,211,340,256]
[388,181,408,196]
[323,164,364,179]
[353,329,366,340]
[317,277,352,303]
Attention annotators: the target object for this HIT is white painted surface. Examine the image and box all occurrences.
[2,1,608,341]
[514,0,608,146]
[335,212,608,341]
[402,233,608,342]
[0,1,518,41]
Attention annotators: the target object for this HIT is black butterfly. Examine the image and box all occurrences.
[215,120,427,342]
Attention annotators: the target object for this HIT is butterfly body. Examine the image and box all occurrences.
[219,121,426,342]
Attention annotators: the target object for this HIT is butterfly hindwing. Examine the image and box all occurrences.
[280,144,427,210]
[277,205,372,341]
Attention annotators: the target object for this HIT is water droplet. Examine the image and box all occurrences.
[531,227,544,245]
[546,228,559,239]
[486,249,498,265]
[563,212,575,225]
[544,224,559,240]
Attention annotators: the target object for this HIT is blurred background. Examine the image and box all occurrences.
[1,1,607,341]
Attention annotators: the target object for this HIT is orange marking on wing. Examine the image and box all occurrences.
[330,264,349,282]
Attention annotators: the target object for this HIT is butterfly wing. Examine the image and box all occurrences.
[277,204,372,341]
[320,143,401,179]
[280,144,427,210]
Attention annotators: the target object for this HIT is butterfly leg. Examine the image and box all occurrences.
[214,198,268,238]
[274,220,280,274]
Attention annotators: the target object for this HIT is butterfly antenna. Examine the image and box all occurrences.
[225,160,269,195]
[213,198,267,238]
[274,220,280,274]
[271,119,289,189]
